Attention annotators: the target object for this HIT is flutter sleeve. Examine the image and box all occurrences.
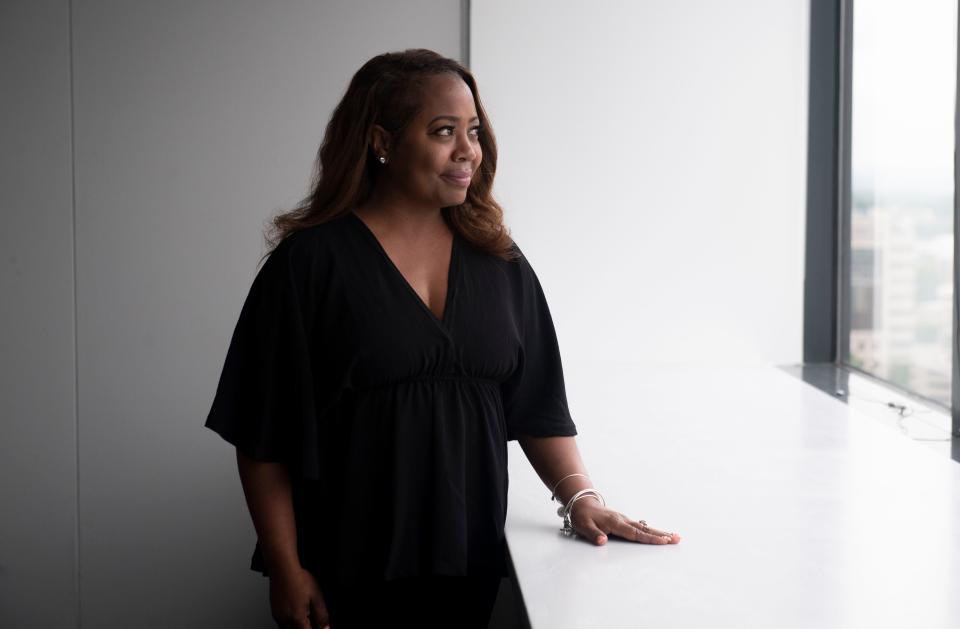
[204,234,326,476]
[501,247,578,441]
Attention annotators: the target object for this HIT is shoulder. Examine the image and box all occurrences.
[461,237,530,294]
[500,238,535,281]
[498,239,558,308]
[267,213,354,271]
[477,236,527,270]
[281,213,353,253]
[473,237,537,310]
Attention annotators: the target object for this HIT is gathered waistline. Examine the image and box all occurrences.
[353,374,501,392]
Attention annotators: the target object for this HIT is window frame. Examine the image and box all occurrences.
[804,0,960,436]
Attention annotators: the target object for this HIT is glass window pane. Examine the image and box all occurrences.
[848,0,957,407]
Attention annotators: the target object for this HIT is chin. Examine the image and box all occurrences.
[445,192,470,207]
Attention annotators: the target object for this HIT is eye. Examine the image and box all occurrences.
[469,125,482,137]
[434,126,455,136]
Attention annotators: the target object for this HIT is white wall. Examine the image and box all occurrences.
[472,0,810,368]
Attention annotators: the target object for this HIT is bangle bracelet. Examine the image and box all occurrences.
[550,473,588,502]
[558,488,605,536]
[559,488,605,517]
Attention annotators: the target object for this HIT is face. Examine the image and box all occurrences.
[374,73,483,210]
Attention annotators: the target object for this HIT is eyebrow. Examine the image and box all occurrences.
[428,115,480,125]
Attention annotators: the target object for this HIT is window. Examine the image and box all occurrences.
[844,0,957,408]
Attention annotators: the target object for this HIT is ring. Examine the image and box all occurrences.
[637,520,647,530]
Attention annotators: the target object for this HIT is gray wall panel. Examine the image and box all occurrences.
[0,1,78,628]
[71,2,461,626]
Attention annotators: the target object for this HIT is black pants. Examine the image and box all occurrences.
[320,574,501,629]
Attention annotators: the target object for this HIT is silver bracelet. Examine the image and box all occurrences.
[550,473,588,502]
[558,488,605,536]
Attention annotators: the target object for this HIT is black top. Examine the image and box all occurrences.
[204,211,577,584]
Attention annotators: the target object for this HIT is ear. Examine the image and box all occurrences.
[370,124,393,160]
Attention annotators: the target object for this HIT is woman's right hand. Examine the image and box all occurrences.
[269,565,330,629]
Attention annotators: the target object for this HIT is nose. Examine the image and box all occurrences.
[453,130,478,162]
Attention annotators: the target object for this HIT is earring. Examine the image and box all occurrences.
[378,155,387,164]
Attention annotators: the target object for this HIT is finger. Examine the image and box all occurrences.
[576,518,610,545]
[309,598,329,629]
[282,612,311,629]
[630,521,680,540]
[614,519,671,544]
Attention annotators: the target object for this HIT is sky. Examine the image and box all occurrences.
[851,0,958,201]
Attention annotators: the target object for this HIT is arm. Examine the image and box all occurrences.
[516,434,680,545]
[236,449,330,628]
[516,435,593,504]
[235,448,302,575]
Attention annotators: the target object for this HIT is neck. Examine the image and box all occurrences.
[357,188,448,237]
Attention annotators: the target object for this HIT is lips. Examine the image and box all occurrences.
[441,170,473,187]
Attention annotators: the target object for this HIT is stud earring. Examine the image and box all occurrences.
[378,155,387,164]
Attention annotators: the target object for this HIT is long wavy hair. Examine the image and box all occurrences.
[264,48,517,261]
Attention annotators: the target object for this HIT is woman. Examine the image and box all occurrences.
[205,49,680,629]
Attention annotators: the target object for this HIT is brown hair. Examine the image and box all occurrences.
[264,48,517,261]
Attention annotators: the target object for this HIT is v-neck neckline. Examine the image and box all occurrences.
[349,211,458,328]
